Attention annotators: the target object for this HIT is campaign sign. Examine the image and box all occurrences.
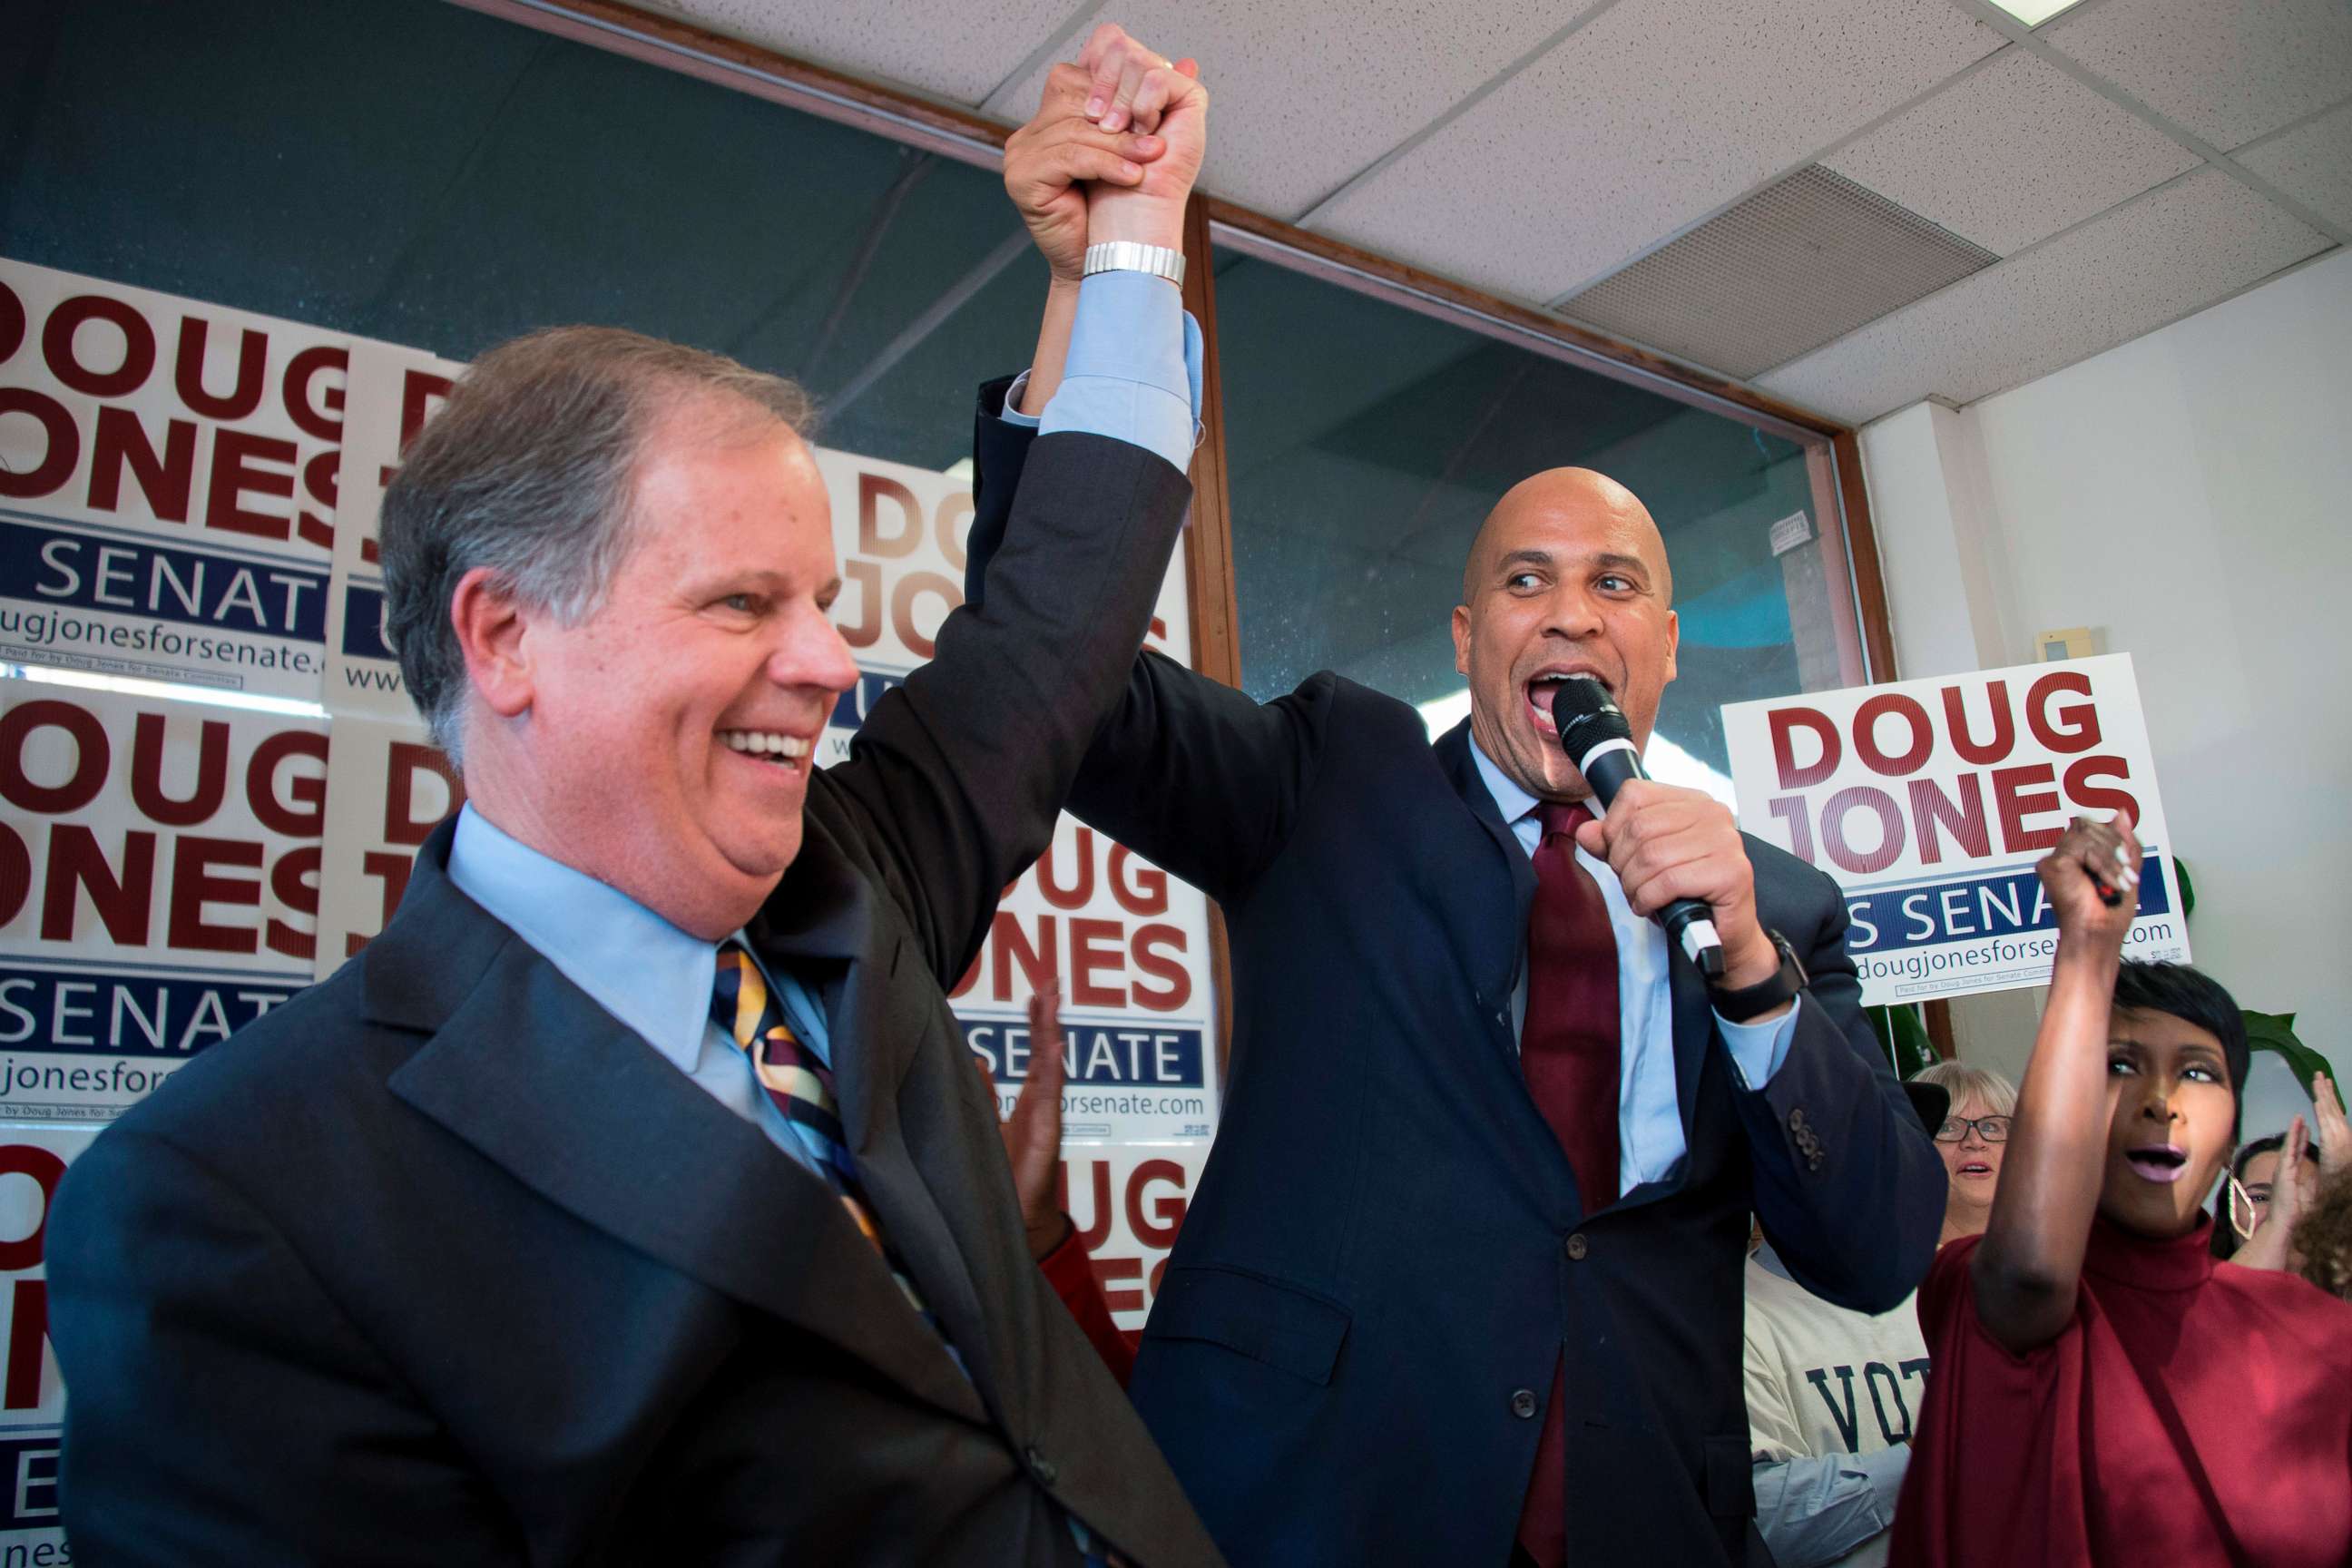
[322,340,461,719]
[312,716,464,977]
[0,681,322,1115]
[1059,1142,1209,1333]
[811,447,974,766]
[0,1125,85,1565]
[953,815,1219,1143]
[0,258,348,701]
[813,446,1217,1144]
[1721,654,2188,1004]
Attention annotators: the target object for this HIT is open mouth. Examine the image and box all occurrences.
[1958,1161,1994,1177]
[1523,670,1611,735]
[2124,1144,2188,1184]
[719,729,814,774]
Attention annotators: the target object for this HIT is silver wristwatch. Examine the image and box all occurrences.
[1082,240,1186,288]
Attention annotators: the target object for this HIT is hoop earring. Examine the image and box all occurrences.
[2226,1174,2257,1241]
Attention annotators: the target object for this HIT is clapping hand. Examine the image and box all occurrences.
[2309,1071,2350,1175]
[982,981,1073,1260]
[2236,1116,2321,1271]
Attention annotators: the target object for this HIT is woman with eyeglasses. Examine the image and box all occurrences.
[1908,1063,2018,1249]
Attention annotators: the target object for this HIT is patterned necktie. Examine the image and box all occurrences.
[1514,801,1622,1568]
[710,945,1125,1567]
[710,944,946,1337]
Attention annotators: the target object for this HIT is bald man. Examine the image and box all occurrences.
[975,82,1942,1557]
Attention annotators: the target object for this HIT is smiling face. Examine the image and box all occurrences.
[1938,1096,2008,1227]
[491,397,858,938]
[2097,1005,2239,1239]
[1449,468,1679,803]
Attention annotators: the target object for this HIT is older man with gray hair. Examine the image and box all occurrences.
[46,55,1225,1568]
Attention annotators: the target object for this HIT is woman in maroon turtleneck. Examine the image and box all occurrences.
[1891,813,2352,1567]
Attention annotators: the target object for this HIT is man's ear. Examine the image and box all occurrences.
[1451,603,1473,678]
[1661,607,1680,687]
[448,567,536,720]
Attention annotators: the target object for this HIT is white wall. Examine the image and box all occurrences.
[1859,248,2352,1131]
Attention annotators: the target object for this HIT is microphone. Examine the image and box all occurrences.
[1549,678,1726,980]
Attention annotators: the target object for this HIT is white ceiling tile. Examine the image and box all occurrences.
[1754,168,2331,421]
[1305,0,2004,303]
[1823,48,2199,255]
[2233,103,2352,235]
[980,0,1599,220]
[2040,0,2352,151]
[635,0,1081,105]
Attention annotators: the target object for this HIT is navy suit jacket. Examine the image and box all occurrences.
[967,382,1945,1568]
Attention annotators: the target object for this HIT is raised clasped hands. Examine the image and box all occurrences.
[1002,23,1208,284]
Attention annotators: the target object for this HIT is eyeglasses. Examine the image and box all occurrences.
[1936,1115,2011,1143]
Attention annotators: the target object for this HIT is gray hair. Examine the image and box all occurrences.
[378,326,815,761]
[1911,1060,2019,1119]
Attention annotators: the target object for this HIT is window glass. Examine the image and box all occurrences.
[1211,246,1857,796]
[2,0,1044,469]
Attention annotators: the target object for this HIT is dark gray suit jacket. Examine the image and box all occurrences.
[47,430,1227,1568]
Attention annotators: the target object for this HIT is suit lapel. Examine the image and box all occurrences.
[1433,720,1537,980]
[1613,848,1788,1215]
[1668,950,1714,1150]
[1431,720,1621,1219]
[373,824,988,1425]
[742,827,997,1417]
[1436,721,1729,1220]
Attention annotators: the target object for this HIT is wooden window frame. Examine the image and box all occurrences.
[455,0,1899,687]
[452,0,1939,1058]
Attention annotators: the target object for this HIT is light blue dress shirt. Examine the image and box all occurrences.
[446,805,837,1173]
[1004,269,1204,470]
[1470,739,1799,1196]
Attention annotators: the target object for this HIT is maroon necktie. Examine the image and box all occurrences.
[1514,800,1621,1568]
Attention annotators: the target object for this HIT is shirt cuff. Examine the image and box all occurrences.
[1000,371,1040,428]
[1717,994,1804,1091]
[1855,1442,1910,1519]
[1752,1448,1906,1568]
[1035,269,1202,474]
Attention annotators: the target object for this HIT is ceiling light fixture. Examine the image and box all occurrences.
[1984,0,2089,25]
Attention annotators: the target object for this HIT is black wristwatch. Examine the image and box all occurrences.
[1709,930,1807,1022]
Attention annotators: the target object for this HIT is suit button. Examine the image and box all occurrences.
[1026,1447,1058,1487]
[1564,1233,1589,1261]
[1788,1109,1808,1132]
[1511,1388,1538,1419]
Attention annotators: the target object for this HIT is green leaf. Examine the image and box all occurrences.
[1868,1004,1941,1078]
[2173,855,2196,921]
[2243,1009,2338,1102]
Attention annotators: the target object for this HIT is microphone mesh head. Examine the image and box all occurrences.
[1549,678,1631,759]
